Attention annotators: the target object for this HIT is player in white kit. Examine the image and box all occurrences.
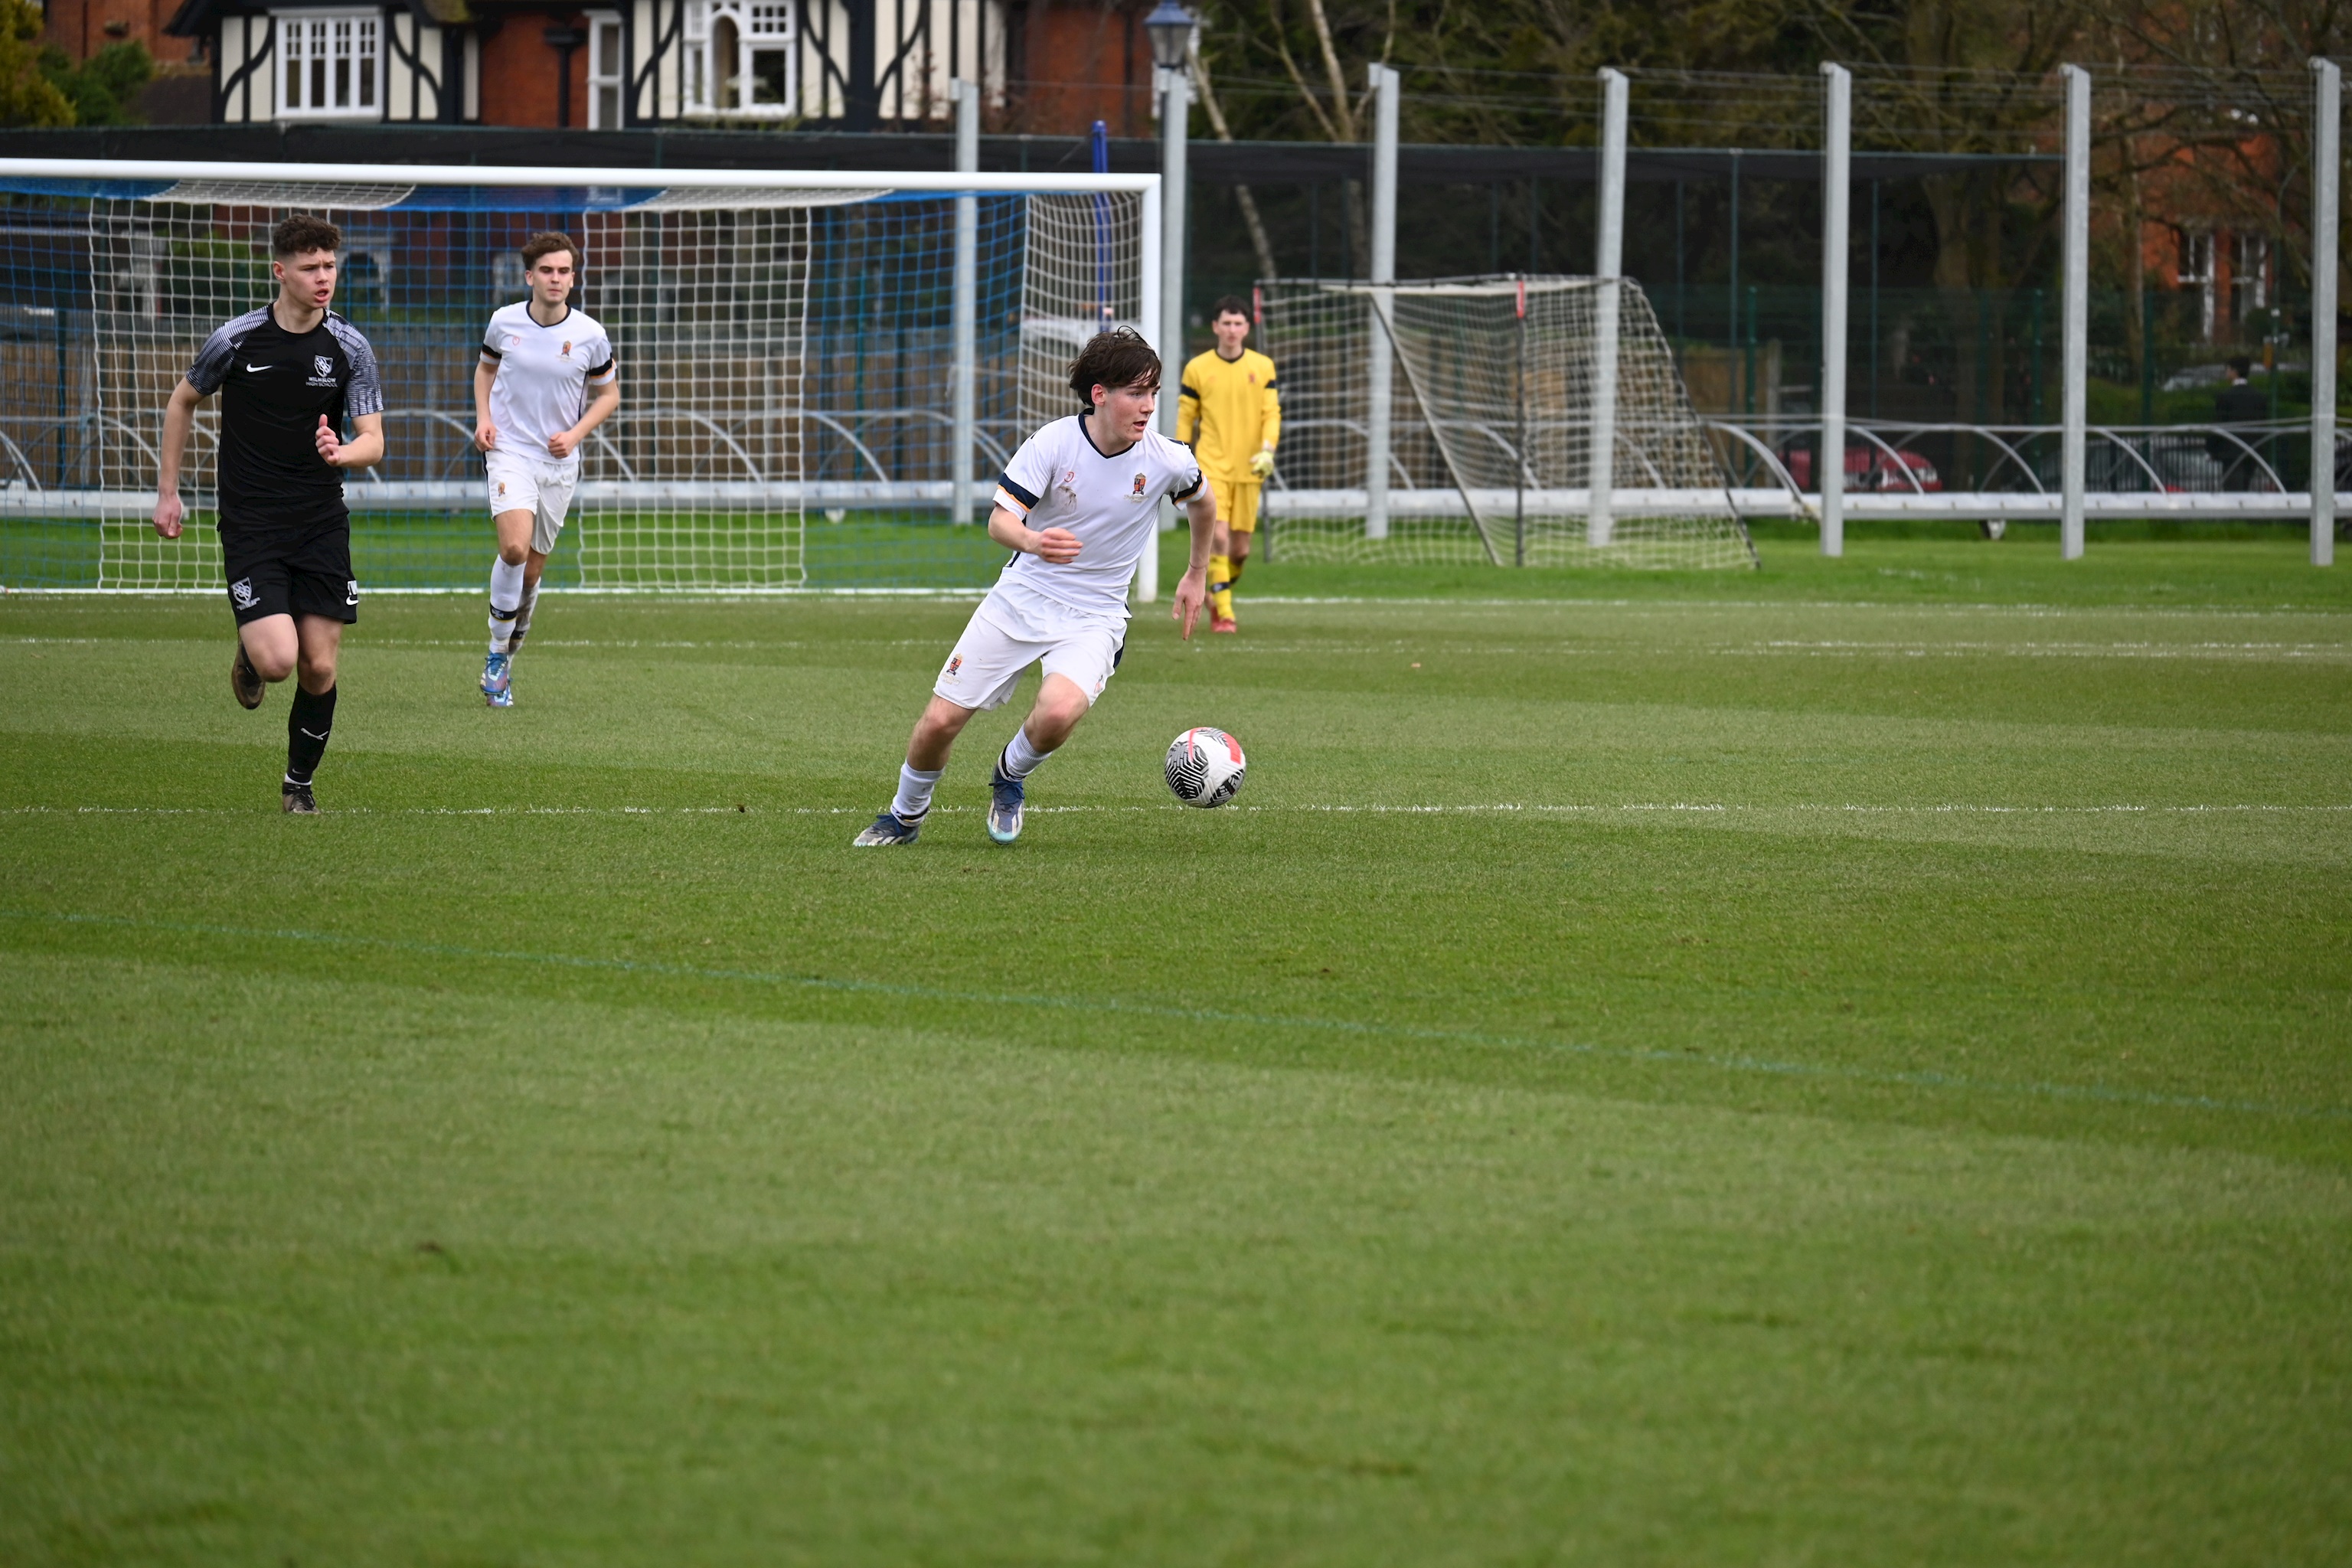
[473,231,619,707]
[854,328,1218,847]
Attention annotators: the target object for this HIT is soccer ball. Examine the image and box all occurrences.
[1165,727,1247,808]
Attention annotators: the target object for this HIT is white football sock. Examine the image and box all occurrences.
[890,764,942,823]
[999,727,1052,780]
[488,557,525,652]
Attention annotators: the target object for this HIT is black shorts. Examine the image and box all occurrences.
[220,521,358,626]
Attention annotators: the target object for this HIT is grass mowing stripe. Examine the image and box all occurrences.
[5,905,2341,1125]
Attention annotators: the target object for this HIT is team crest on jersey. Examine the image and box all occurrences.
[1132,473,1148,496]
[945,655,963,678]
[229,577,257,609]
[561,341,573,357]
[314,355,333,377]
[496,480,508,496]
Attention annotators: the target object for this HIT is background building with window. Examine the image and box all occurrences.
[145,0,1153,131]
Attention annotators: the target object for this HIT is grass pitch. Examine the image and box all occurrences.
[4,533,2350,1564]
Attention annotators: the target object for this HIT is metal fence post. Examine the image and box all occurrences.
[2312,57,2339,567]
[952,79,978,524]
[2060,64,2091,560]
[1589,67,1627,550]
[1365,63,1399,541]
[1819,63,1851,557]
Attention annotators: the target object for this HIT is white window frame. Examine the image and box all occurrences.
[586,11,625,129]
[682,0,795,118]
[2233,233,2269,320]
[2177,227,2216,341]
[274,9,383,120]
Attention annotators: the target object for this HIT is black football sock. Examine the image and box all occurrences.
[286,682,337,786]
[511,580,541,648]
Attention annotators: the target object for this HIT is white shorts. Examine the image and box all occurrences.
[485,452,578,556]
[933,593,1125,713]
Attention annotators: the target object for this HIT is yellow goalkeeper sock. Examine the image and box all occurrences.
[1227,554,1247,586]
[1208,554,1233,619]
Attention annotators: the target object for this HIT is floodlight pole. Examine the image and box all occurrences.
[2312,57,2339,567]
[1143,61,1191,603]
[1589,67,1627,550]
[1818,63,1851,558]
[1366,62,1399,541]
[952,78,979,524]
[1132,176,1163,601]
[1158,64,1188,418]
[2060,64,2092,560]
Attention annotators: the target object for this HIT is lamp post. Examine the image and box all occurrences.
[1141,0,1197,603]
[1146,0,1196,394]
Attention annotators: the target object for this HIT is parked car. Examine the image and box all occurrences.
[1776,440,1942,493]
[2030,433,2262,495]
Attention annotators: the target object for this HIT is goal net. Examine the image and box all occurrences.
[1256,275,1756,570]
[0,166,1146,592]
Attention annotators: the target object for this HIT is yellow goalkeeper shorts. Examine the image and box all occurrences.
[1209,476,1262,534]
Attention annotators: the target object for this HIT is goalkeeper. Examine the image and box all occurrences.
[1176,296,1281,632]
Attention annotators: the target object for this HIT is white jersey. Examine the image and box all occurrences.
[991,411,1203,622]
[480,301,615,465]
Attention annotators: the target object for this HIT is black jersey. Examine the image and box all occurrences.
[186,305,383,535]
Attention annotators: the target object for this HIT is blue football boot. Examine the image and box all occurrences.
[482,650,513,708]
[986,763,1025,844]
[852,809,922,847]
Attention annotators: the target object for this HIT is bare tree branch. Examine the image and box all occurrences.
[1191,38,1282,279]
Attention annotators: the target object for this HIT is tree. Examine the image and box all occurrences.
[0,0,74,127]
[41,38,155,126]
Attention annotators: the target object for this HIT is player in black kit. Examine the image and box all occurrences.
[151,214,385,813]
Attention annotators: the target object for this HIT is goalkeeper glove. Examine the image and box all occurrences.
[1249,448,1276,480]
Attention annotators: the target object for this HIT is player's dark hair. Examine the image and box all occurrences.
[1067,326,1162,407]
[1210,294,1251,322]
[521,231,583,273]
[270,214,341,259]
[2226,354,2252,378]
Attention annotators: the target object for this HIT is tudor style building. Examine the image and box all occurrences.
[148,0,1155,132]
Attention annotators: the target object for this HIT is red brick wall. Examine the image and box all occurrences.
[41,0,193,66]
[1010,1,1148,138]
[475,15,593,129]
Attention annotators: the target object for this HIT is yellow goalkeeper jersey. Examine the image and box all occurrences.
[1176,347,1281,483]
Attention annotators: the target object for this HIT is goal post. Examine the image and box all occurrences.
[0,159,1159,593]
[1258,274,1757,570]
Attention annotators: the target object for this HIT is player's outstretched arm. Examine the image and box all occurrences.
[473,357,498,451]
[1250,371,1281,479]
[315,412,385,471]
[152,378,203,539]
[549,372,619,461]
[1171,488,1217,639]
[987,503,1080,564]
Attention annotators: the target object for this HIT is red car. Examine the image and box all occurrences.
[1778,442,1942,493]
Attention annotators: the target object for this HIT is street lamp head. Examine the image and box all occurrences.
[1145,0,1198,74]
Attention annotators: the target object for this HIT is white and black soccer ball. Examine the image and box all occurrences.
[1165,727,1247,808]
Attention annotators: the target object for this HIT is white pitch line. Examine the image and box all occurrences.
[9,802,2350,818]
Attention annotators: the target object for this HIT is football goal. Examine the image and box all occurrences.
[1256,275,1757,570]
[0,161,1155,593]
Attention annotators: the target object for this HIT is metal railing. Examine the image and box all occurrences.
[0,406,1027,511]
[6,406,2344,528]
